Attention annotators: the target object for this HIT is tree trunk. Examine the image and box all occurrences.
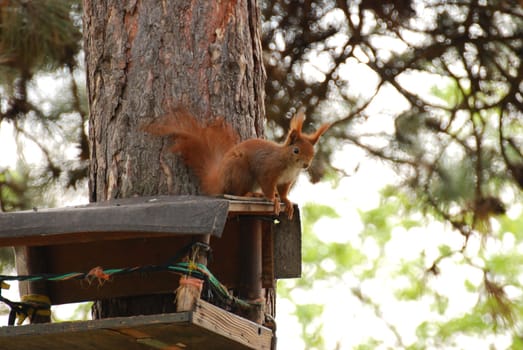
[83,0,265,317]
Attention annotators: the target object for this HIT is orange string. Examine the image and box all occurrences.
[179,276,203,290]
[86,266,111,286]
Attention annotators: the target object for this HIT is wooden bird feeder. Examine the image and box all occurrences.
[0,195,302,349]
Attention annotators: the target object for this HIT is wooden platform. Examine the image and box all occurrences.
[0,300,272,350]
[0,195,281,246]
[0,195,300,349]
[0,195,301,305]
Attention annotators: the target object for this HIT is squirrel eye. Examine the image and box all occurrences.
[293,147,300,154]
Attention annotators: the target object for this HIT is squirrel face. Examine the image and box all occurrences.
[289,143,314,170]
[284,111,330,169]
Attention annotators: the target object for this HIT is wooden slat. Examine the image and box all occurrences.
[238,218,263,323]
[41,236,195,304]
[262,220,275,288]
[273,205,302,278]
[224,194,284,216]
[15,246,52,323]
[192,299,272,349]
[23,222,246,305]
[0,196,229,247]
[0,300,272,350]
[0,195,286,247]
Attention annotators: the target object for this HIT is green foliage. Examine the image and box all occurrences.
[280,203,364,348]
[430,156,477,206]
[393,261,426,301]
[512,337,523,350]
[52,302,92,323]
[0,0,87,213]
[300,203,365,282]
[302,203,339,227]
[0,0,81,76]
[359,186,417,244]
[499,212,523,241]
[0,167,30,211]
[486,252,523,278]
[280,180,523,348]
[430,80,466,109]
[295,303,325,350]
[436,310,490,341]
[353,339,381,350]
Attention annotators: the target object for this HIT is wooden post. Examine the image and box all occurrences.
[175,235,211,312]
[239,218,264,324]
[14,247,51,324]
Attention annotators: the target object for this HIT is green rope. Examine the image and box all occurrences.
[0,262,260,313]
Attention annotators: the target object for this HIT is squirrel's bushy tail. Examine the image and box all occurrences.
[144,108,239,194]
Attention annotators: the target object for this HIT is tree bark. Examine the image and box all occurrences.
[83,0,265,317]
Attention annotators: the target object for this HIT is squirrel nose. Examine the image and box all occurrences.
[303,162,310,169]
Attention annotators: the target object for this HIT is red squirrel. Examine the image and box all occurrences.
[144,108,330,219]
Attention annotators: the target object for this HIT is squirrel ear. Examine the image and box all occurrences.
[285,110,305,145]
[306,123,331,145]
[286,129,299,145]
[290,110,305,131]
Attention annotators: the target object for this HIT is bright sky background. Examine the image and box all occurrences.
[278,154,517,349]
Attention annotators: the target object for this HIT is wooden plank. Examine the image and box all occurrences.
[192,300,272,349]
[225,195,285,216]
[0,300,272,350]
[41,236,193,304]
[0,195,288,247]
[0,196,229,247]
[14,224,247,305]
[0,313,191,350]
[14,246,52,323]
[238,218,263,323]
[176,234,211,312]
[273,205,302,278]
[262,220,275,288]
[3,230,189,249]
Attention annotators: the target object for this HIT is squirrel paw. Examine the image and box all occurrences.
[272,198,281,216]
[273,198,294,220]
[283,200,294,220]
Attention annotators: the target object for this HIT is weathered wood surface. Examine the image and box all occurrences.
[239,218,263,323]
[41,236,194,305]
[0,195,290,247]
[0,196,229,247]
[0,300,272,350]
[273,204,302,278]
[224,194,287,216]
[2,195,300,305]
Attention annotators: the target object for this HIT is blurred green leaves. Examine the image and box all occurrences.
[0,0,87,212]
[0,0,81,76]
[0,167,29,211]
[280,181,523,348]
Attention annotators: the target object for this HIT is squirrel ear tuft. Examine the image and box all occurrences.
[290,110,305,132]
[306,123,331,145]
[285,110,305,145]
